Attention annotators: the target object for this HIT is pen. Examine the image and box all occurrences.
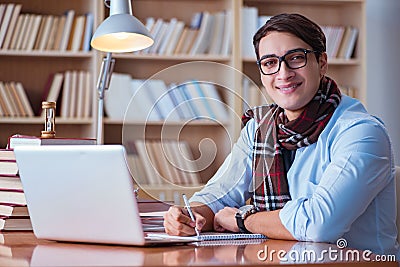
[182,194,200,236]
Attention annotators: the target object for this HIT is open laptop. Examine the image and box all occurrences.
[14,145,192,246]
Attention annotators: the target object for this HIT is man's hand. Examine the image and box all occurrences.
[213,207,239,232]
[163,205,206,236]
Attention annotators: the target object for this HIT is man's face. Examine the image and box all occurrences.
[258,31,327,120]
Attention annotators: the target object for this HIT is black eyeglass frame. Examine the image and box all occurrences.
[256,48,319,75]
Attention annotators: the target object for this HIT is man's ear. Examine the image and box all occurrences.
[319,52,328,77]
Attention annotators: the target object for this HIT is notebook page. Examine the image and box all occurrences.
[191,238,267,247]
[146,232,267,241]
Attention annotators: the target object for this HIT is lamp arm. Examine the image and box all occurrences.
[96,52,115,144]
[97,52,115,100]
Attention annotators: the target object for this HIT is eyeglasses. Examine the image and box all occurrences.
[257,48,318,75]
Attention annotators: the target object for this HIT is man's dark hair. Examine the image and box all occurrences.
[253,13,326,60]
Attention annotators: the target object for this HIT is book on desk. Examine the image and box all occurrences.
[0,149,31,231]
[7,134,96,149]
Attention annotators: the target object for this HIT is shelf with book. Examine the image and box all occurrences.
[0,56,96,146]
[0,0,98,147]
[127,0,237,57]
[107,121,232,182]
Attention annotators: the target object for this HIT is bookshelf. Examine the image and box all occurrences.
[0,0,366,202]
[0,0,98,145]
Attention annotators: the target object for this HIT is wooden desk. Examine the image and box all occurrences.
[0,232,397,266]
[0,200,397,266]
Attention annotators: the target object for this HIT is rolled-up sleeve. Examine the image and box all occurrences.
[190,119,256,213]
[279,119,393,242]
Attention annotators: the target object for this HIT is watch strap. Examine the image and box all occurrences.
[236,211,251,233]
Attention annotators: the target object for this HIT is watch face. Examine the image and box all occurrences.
[239,205,255,214]
[238,205,256,218]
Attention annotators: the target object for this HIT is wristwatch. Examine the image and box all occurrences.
[235,205,257,233]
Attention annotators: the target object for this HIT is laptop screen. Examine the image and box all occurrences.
[15,145,147,245]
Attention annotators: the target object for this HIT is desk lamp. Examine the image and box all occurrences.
[91,0,153,144]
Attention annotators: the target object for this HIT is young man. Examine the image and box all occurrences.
[163,13,398,255]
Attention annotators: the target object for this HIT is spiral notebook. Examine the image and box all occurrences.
[191,238,267,247]
[146,232,267,242]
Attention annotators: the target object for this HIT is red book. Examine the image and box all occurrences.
[0,176,22,192]
[7,134,96,149]
[0,149,15,161]
[0,204,29,220]
[0,190,26,206]
[0,160,17,176]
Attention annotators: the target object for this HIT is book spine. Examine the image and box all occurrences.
[59,9,75,51]
[0,3,15,48]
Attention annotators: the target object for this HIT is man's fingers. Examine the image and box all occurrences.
[163,206,197,236]
[192,210,205,231]
[164,215,197,236]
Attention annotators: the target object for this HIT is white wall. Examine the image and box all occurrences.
[366,0,400,165]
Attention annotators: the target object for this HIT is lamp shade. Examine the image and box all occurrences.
[91,13,153,53]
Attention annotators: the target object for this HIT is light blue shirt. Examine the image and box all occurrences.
[191,95,399,255]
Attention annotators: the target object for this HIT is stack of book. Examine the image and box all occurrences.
[0,149,31,231]
[0,135,97,231]
[140,210,165,232]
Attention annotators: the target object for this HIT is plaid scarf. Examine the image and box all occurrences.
[242,76,341,211]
